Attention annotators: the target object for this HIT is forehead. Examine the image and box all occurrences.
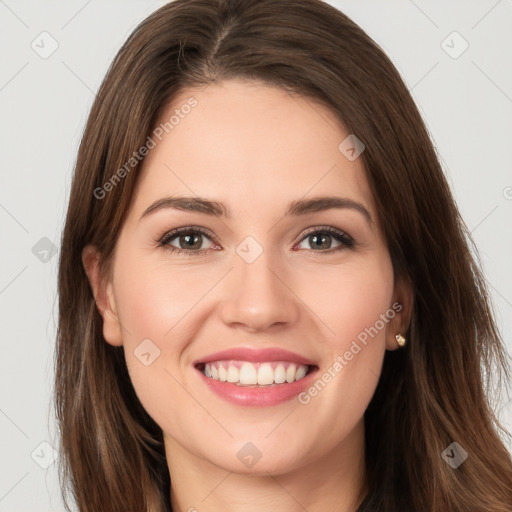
[129,78,376,221]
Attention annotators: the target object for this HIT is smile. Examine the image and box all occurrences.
[194,361,319,407]
[198,360,312,386]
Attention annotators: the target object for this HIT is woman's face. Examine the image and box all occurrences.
[84,78,410,476]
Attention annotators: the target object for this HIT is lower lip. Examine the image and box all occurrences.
[195,365,319,407]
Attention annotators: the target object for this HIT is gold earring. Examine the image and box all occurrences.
[395,334,406,347]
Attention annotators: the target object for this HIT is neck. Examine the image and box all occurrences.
[165,418,368,512]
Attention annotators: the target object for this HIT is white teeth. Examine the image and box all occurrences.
[274,364,286,384]
[295,365,307,380]
[239,362,258,385]
[257,363,274,385]
[202,361,310,386]
[285,363,297,383]
[227,365,239,383]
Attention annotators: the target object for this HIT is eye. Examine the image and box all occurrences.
[158,226,219,256]
[295,226,355,252]
[157,225,355,256]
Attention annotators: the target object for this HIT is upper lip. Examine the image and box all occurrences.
[194,347,317,367]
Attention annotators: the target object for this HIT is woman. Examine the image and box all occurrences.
[54,0,512,511]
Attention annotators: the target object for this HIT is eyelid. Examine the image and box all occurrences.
[293,225,355,251]
[157,225,218,245]
[298,225,354,242]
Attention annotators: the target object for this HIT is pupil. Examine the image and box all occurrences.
[181,234,201,249]
[311,234,331,249]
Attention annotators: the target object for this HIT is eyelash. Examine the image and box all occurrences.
[156,225,356,256]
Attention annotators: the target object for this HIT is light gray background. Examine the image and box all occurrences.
[1,0,511,510]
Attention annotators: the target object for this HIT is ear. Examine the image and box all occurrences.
[385,275,413,351]
[82,245,123,347]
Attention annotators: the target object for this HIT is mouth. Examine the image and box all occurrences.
[194,360,319,387]
[192,346,320,406]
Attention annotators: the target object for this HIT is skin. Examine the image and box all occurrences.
[83,78,412,512]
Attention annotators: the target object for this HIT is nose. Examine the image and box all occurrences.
[218,248,300,332]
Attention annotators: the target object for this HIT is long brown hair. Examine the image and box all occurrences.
[55,1,512,510]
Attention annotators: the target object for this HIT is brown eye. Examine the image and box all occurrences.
[173,233,205,250]
[296,227,354,252]
[159,227,218,255]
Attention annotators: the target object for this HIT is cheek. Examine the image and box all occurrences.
[298,253,395,348]
[290,256,394,442]
[113,256,216,342]
[111,257,221,428]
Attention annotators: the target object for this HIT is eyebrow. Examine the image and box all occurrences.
[140,195,373,225]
